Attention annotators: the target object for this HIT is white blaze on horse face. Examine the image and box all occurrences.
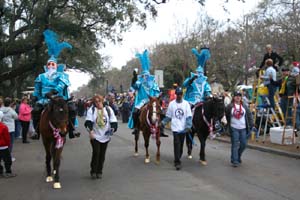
[152,101,157,123]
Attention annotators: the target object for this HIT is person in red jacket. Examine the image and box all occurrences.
[0,111,17,178]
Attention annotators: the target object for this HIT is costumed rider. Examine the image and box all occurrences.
[31,29,79,140]
[128,50,168,137]
[183,47,213,152]
[183,47,212,108]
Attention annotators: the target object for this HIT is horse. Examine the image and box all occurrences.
[134,97,162,164]
[186,95,226,165]
[39,94,69,189]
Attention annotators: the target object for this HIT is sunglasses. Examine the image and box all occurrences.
[47,62,56,67]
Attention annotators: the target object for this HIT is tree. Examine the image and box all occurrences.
[0,0,159,97]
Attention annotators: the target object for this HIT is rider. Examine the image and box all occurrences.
[31,29,78,139]
[183,47,212,107]
[128,50,168,136]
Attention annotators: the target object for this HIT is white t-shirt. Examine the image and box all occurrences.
[85,106,116,143]
[230,103,246,129]
[166,99,192,132]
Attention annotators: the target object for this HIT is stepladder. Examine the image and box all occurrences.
[256,95,282,142]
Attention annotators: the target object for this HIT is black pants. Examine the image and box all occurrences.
[31,103,44,135]
[90,139,109,175]
[173,132,185,165]
[0,148,12,174]
[20,120,30,142]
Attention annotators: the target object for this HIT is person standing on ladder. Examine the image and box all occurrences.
[260,59,277,109]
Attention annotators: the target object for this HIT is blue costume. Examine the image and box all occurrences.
[128,50,160,130]
[183,48,212,105]
[33,64,70,105]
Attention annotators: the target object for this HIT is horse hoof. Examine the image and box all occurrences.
[145,158,150,163]
[46,176,53,182]
[188,155,193,159]
[53,182,62,189]
[155,160,160,165]
[200,160,207,166]
[134,152,139,157]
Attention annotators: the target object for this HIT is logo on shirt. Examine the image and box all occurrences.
[175,108,184,119]
[103,116,108,125]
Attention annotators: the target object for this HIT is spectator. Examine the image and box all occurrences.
[0,111,17,178]
[18,96,32,143]
[0,97,18,161]
[259,44,283,72]
[14,99,22,139]
[225,91,254,167]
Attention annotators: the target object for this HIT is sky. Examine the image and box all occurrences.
[67,0,260,92]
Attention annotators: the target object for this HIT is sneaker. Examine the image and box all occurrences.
[90,172,96,179]
[231,163,239,168]
[175,164,181,170]
[11,157,16,162]
[96,173,102,179]
[4,173,17,178]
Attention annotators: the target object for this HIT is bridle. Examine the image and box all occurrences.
[146,100,161,138]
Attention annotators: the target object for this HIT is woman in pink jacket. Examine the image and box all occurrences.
[18,96,32,143]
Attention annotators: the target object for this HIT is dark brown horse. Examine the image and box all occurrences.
[134,97,162,164]
[39,94,69,189]
[186,96,226,165]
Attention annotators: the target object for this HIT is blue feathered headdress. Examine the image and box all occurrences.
[191,48,211,73]
[136,50,151,75]
[43,29,72,63]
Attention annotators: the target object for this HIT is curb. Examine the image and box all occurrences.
[215,137,300,159]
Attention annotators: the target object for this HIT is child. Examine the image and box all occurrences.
[0,111,17,178]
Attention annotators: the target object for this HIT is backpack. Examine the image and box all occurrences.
[85,105,117,132]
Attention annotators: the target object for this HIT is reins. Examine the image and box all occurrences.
[49,121,64,149]
[146,103,160,138]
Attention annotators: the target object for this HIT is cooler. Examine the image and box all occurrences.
[269,127,295,145]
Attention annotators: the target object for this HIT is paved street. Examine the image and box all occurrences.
[1,118,300,200]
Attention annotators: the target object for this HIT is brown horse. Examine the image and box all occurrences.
[39,94,69,189]
[134,97,162,164]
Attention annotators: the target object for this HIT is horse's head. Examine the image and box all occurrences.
[212,95,225,121]
[47,95,69,134]
[147,96,162,124]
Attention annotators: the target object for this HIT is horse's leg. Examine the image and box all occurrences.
[43,140,53,182]
[198,132,209,166]
[186,129,195,159]
[143,130,150,163]
[155,129,161,164]
[52,146,63,189]
[134,129,139,156]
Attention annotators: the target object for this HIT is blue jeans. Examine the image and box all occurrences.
[230,127,247,164]
[280,96,292,126]
[9,132,15,153]
[15,120,22,138]
[296,105,300,130]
